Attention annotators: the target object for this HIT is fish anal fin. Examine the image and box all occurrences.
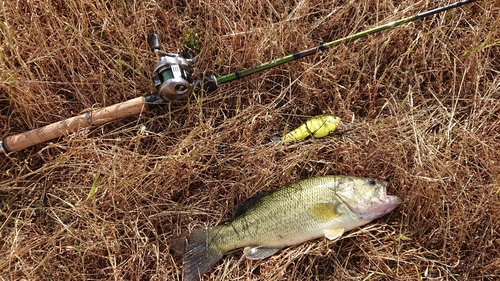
[243,246,282,260]
[308,202,339,222]
[324,227,345,240]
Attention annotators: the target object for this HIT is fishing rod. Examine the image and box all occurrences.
[0,0,475,153]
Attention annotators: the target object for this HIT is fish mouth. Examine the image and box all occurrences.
[380,195,401,212]
[336,188,401,221]
[380,185,401,207]
[377,185,401,212]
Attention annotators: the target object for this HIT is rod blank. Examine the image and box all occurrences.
[216,0,475,84]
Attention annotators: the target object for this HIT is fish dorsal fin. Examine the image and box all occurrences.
[243,246,282,260]
[233,191,271,218]
[324,227,345,240]
[308,202,339,222]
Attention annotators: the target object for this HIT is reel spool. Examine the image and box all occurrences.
[152,54,194,100]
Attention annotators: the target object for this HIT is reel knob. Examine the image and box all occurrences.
[147,33,161,52]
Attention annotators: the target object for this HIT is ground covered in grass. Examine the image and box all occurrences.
[1,0,499,280]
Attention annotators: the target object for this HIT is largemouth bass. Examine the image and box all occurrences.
[172,175,401,281]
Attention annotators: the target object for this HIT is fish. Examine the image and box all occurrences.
[171,175,401,281]
[278,114,342,143]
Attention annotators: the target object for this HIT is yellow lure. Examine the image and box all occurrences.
[280,114,341,143]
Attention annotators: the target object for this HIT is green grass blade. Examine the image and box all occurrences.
[86,171,101,201]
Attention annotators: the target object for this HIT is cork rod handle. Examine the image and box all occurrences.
[2,96,149,153]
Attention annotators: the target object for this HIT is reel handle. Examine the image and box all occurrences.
[1,96,158,153]
[147,33,160,52]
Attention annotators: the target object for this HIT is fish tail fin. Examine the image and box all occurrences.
[171,227,224,281]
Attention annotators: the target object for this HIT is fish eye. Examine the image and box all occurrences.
[367,179,376,186]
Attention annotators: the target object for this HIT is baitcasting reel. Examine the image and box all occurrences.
[147,33,217,101]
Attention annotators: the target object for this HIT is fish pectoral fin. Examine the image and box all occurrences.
[243,246,282,260]
[324,227,345,240]
[308,202,339,222]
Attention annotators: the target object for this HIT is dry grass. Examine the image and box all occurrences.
[1,0,499,280]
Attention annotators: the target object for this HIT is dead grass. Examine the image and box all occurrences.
[1,0,499,280]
